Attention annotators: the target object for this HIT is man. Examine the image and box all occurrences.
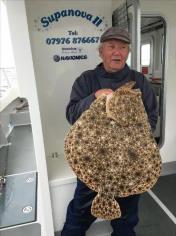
[61,27,158,236]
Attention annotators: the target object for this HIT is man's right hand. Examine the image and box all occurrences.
[95,89,113,98]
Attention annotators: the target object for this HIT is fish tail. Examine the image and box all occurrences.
[91,193,121,220]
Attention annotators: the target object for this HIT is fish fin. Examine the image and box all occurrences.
[116,81,136,91]
[91,193,121,220]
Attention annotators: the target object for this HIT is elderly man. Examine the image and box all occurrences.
[61,27,158,236]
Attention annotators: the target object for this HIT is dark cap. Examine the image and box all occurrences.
[100,27,131,44]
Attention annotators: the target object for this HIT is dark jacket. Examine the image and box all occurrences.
[66,63,158,130]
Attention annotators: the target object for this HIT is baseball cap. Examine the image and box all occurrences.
[100,27,131,44]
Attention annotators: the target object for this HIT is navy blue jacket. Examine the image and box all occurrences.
[66,63,158,130]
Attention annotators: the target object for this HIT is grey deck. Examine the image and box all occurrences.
[152,174,176,217]
[0,172,37,228]
[0,223,41,236]
[136,192,176,236]
[0,125,36,176]
[6,125,36,175]
[0,125,37,230]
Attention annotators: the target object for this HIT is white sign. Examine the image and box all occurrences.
[25,0,112,156]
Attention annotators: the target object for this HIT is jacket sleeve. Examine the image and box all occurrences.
[141,77,158,131]
[66,74,96,125]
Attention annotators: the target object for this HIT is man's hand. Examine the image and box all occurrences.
[95,89,114,98]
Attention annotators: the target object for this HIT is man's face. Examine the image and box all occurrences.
[99,39,130,73]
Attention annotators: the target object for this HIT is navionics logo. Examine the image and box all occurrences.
[53,54,87,62]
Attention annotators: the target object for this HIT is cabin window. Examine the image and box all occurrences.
[126,51,131,67]
[161,33,164,64]
[141,43,151,66]
[141,16,166,146]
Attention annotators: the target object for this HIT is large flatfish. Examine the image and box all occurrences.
[64,81,161,220]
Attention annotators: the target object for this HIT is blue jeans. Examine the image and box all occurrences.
[61,179,140,236]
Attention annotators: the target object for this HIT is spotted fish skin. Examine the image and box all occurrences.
[91,191,121,220]
[64,81,161,220]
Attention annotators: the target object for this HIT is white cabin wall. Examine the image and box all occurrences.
[112,0,125,9]
[140,0,176,163]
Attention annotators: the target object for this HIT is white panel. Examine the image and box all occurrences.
[112,0,124,9]
[25,0,112,159]
[50,180,76,231]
